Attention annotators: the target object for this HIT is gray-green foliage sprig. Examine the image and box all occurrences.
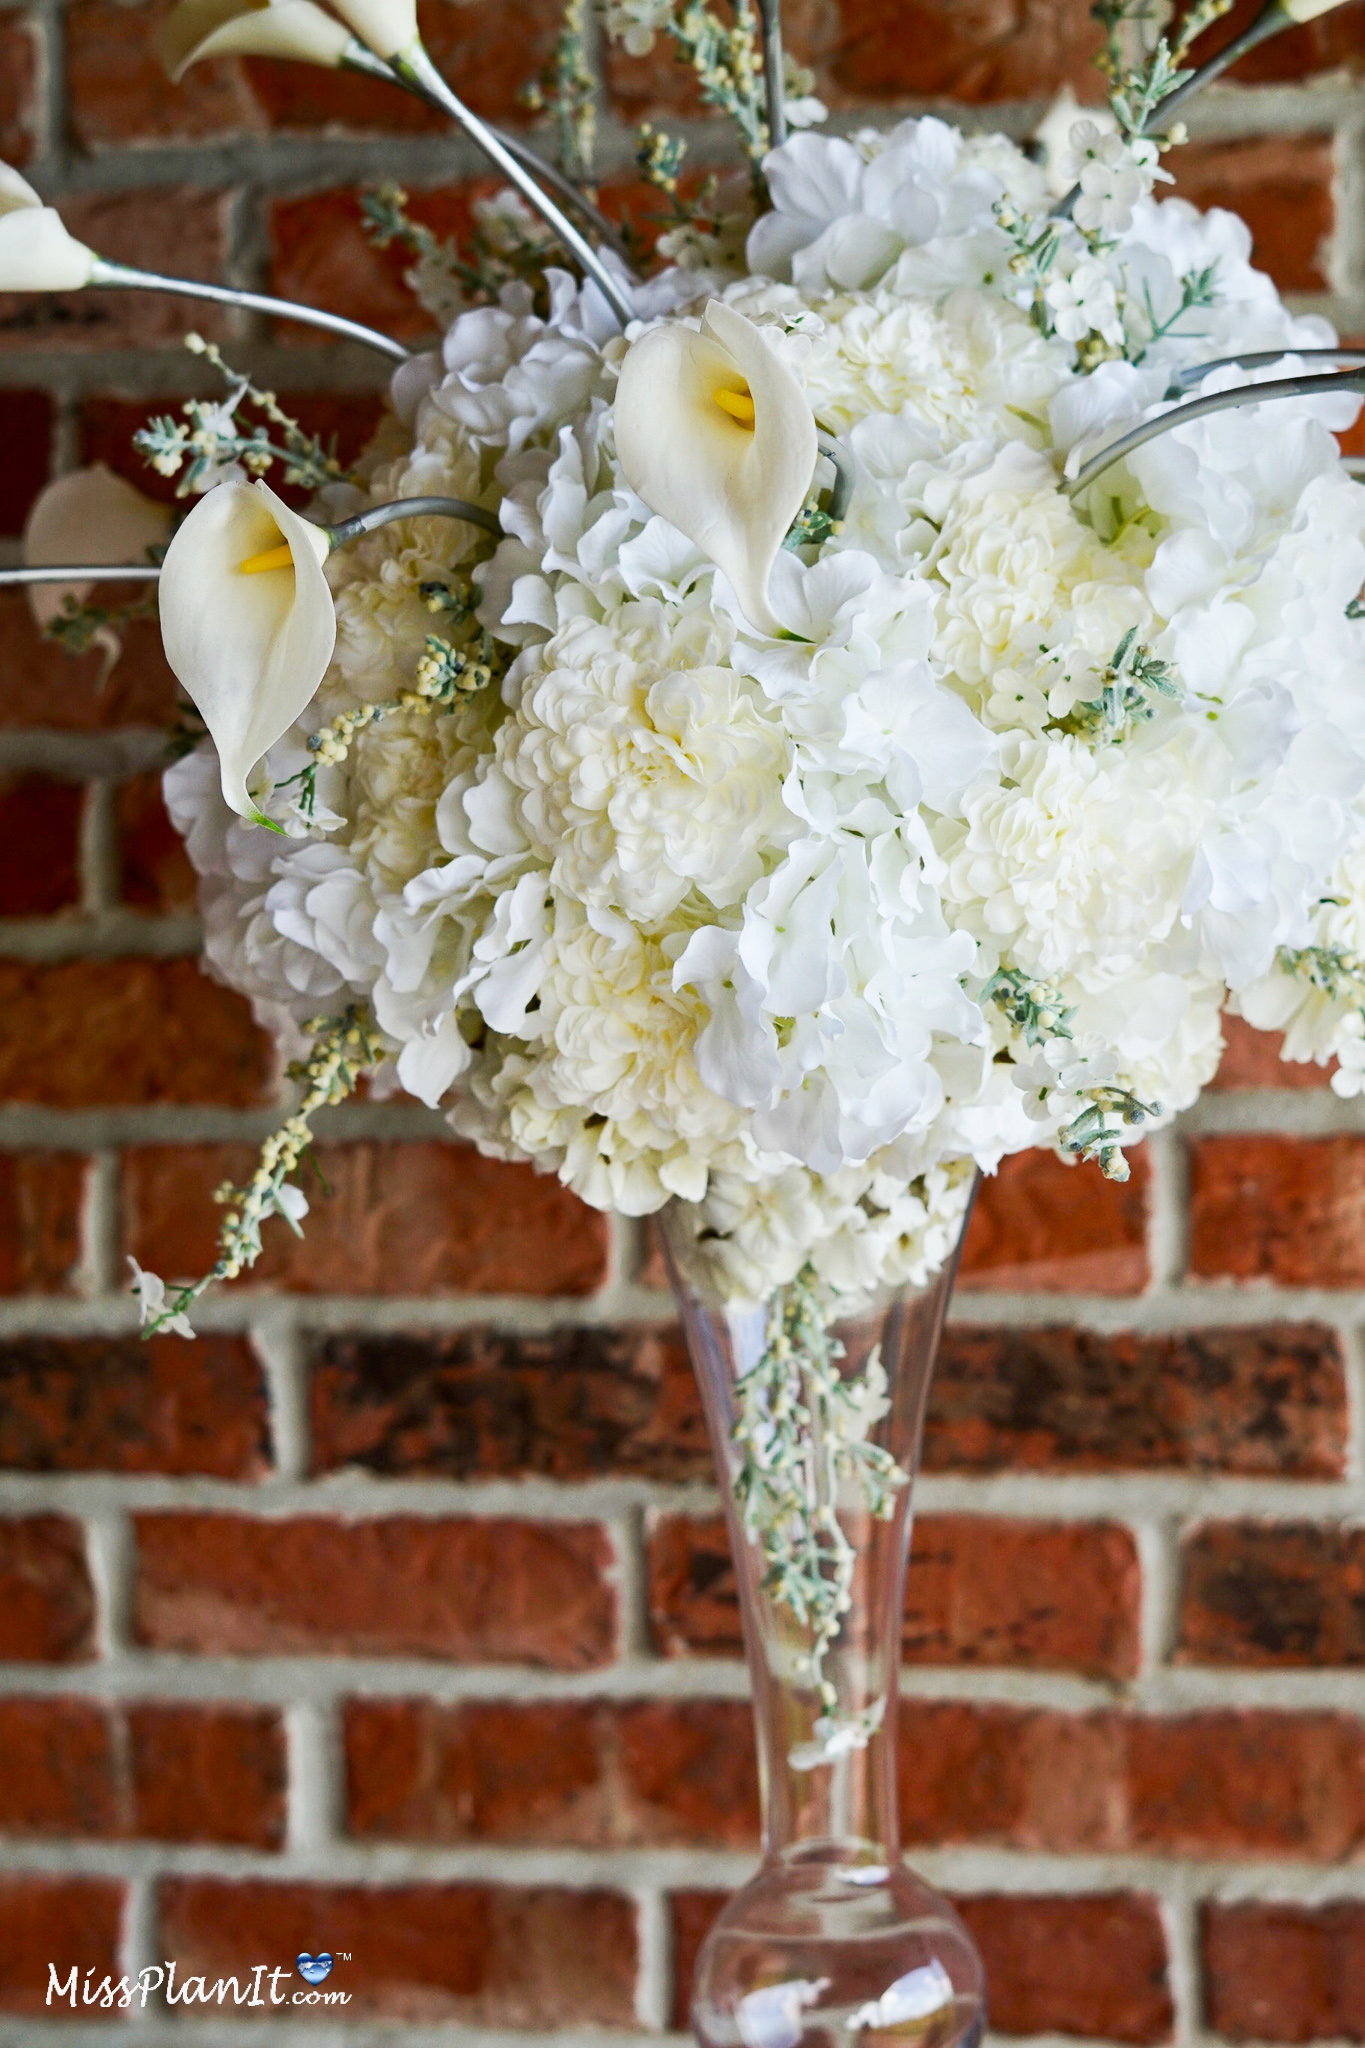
[133,337,350,497]
[985,967,1158,1181]
[1279,941,1365,1007]
[522,0,598,182]
[361,183,557,312]
[665,0,769,167]
[138,1007,382,1338]
[1054,626,1181,742]
[1092,0,1234,143]
[732,1266,908,1717]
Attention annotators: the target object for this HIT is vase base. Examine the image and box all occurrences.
[691,1849,985,2048]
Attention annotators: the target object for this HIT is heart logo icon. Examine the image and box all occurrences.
[296,1953,334,1985]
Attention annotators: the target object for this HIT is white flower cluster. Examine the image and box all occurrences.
[166,112,1365,1303]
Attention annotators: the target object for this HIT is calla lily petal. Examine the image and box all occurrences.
[159,479,335,820]
[614,299,817,638]
[0,160,96,291]
[323,0,416,60]
[160,0,353,76]
[23,465,173,656]
[1283,0,1350,18]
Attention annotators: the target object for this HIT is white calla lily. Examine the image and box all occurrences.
[159,478,335,822]
[1282,0,1350,18]
[0,161,96,292]
[614,299,817,638]
[160,0,353,76]
[323,0,415,59]
[23,466,173,678]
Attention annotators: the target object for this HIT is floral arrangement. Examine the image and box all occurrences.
[3,0,1363,1337]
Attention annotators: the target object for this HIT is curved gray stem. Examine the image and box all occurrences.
[340,39,636,269]
[1171,345,1365,391]
[816,431,854,522]
[390,42,636,329]
[87,259,410,362]
[1067,367,1365,497]
[0,564,162,585]
[326,494,501,544]
[758,0,787,151]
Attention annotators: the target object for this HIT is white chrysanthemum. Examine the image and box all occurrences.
[494,600,793,922]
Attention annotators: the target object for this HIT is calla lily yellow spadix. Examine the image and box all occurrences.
[614,301,817,638]
[157,483,500,822]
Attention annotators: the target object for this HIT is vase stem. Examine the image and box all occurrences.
[659,1197,985,2048]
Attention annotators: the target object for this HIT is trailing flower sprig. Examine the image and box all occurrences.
[986,967,1158,1181]
[1053,626,1182,742]
[732,1265,908,1742]
[133,1006,383,1338]
[134,336,351,496]
[522,0,598,184]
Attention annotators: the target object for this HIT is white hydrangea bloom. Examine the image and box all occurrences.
[164,119,1365,1304]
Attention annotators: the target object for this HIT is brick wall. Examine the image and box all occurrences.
[3,0,1365,2039]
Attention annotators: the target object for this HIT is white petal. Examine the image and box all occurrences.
[0,160,43,215]
[0,207,96,291]
[614,300,816,637]
[162,0,352,74]
[23,465,173,631]
[158,478,335,819]
[323,0,415,58]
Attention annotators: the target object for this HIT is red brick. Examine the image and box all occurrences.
[823,0,1105,108]
[1212,1013,1333,1089]
[0,595,178,729]
[123,1140,607,1296]
[115,771,197,913]
[0,774,83,915]
[669,1890,727,2029]
[1189,1136,1365,1287]
[311,1323,705,1477]
[269,187,449,346]
[1178,1520,1365,1667]
[957,1892,1172,2044]
[670,1887,1172,2043]
[0,959,272,1108]
[0,1876,124,2016]
[928,1323,1347,1478]
[0,190,232,352]
[346,1695,755,1847]
[0,16,37,167]
[159,1877,638,2025]
[1203,1901,1365,2043]
[0,1516,95,1662]
[0,1154,86,1296]
[1167,136,1334,294]
[126,1702,285,1847]
[0,390,52,537]
[898,1700,1365,1861]
[66,0,268,145]
[0,1698,284,1846]
[133,1511,618,1666]
[646,1512,1140,1677]
[960,1147,1149,1294]
[0,1334,268,1476]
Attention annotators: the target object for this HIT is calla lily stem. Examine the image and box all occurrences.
[339,38,636,268]
[1171,345,1365,390]
[388,41,637,328]
[816,431,853,521]
[325,494,501,543]
[0,563,162,585]
[0,494,501,591]
[87,258,411,362]
[1068,366,1365,495]
[758,0,787,150]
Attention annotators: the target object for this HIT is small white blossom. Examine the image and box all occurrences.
[128,1259,196,1340]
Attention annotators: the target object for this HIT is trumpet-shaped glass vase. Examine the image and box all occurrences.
[658,1202,985,2048]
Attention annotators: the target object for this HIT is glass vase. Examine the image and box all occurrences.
[657,1202,985,2048]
